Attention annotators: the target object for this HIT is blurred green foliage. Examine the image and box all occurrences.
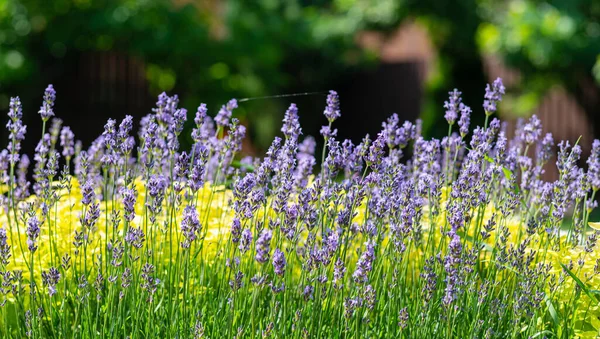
[477,0,600,119]
[0,0,401,149]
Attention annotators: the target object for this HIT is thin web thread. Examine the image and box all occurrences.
[238,91,328,103]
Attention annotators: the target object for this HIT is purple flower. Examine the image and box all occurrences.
[520,115,542,145]
[192,104,208,143]
[81,181,96,206]
[444,89,462,125]
[120,187,136,223]
[333,258,346,289]
[172,108,187,136]
[239,229,252,253]
[125,226,145,249]
[0,228,11,266]
[381,114,416,148]
[215,99,238,127]
[60,126,75,160]
[281,103,302,139]
[188,153,206,192]
[320,125,337,139]
[353,240,375,284]
[588,139,600,191]
[303,285,314,301]
[483,77,505,115]
[255,229,272,264]
[365,133,385,171]
[101,119,118,165]
[26,214,41,253]
[230,218,242,243]
[7,96,23,120]
[458,104,471,137]
[420,257,437,304]
[41,267,61,297]
[82,202,101,229]
[397,121,416,149]
[272,248,286,276]
[118,116,135,155]
[38,85,56,121]
[181,205,201,249]
[536,132,554,165]
[50,118,62,146]
[323,90,341,123]
[443,233,463,307]
[6,97,27,165]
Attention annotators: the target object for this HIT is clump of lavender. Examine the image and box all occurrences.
[0,80,597,339]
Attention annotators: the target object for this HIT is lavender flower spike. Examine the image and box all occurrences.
[255,229,272,264]
[26,214,41,253]
[588,139,600,191]
[215,99,238,127]
[353,240,375,284]
[60,126,75,160]
[38,84,57,121]
[323,90,341,123]
[444,89,462,125]
[42,267,61,297]
[458,104,472,138]
[521,115,542,145]
[181,205,201,249]
[483,77,505,115]
[272,248,286,276]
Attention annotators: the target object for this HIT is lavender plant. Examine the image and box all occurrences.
[0,79,599,338]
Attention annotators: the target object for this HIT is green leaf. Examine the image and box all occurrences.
[560,262,600,304]
[544,295,559,327]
